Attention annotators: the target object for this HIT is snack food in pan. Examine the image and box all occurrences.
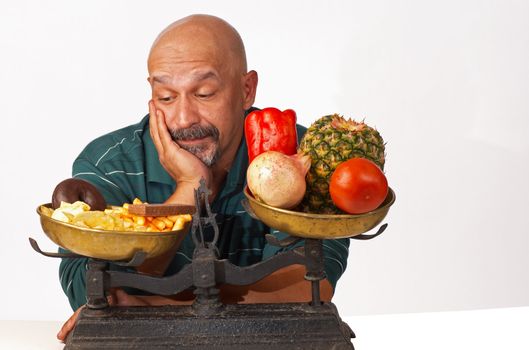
[37,199,192,261]
[42,198,191,232]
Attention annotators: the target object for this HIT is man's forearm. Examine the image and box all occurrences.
[220,264,333,304]
[164,181,200,206]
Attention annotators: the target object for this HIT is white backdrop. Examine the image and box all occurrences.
[1,0,528,322]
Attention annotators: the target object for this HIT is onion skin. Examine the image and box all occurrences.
[247,151,310,209]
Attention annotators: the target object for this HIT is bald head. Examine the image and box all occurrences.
[148,15,247,76]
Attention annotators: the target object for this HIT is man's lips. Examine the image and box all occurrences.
[176,136,213,145]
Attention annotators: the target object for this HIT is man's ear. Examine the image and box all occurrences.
[242,70,258,110]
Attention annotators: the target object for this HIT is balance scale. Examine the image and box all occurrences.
[31,180,394,349]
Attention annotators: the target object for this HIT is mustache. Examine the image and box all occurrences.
[169,124,219,142]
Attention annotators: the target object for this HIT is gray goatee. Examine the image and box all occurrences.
[169,124,220,166]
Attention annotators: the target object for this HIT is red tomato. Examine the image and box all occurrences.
[329,158,388,214]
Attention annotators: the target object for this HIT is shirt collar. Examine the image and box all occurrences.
[222,108,259,191]
[225,130,248,189]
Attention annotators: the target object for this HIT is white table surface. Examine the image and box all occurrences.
[1,306,527,350]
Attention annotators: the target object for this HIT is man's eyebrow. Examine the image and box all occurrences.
[192,71,219,82]
[151,71,219,85]
[151,75,172,85]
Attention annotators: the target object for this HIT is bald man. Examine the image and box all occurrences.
[147,15,255,204]
[57,15,350,341]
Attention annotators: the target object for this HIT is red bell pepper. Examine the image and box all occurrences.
[245,107,298,163]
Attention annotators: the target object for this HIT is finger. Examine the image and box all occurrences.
[156,107,179,153]
[57,305,85,342]
[113,288,133,306]
[149,100,164,154]
[107,287,118,306]
[114,288,148,306]
[149,100,164,153]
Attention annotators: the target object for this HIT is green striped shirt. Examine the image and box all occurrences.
[59,113,350,310]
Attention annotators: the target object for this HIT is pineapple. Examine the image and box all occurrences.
[298,114,385,213]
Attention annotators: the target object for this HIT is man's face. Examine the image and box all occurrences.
[148,46,246,167]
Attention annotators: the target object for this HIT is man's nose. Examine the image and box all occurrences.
[166,96,201,130]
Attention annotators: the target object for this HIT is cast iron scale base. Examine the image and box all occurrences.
[31,180,387,349]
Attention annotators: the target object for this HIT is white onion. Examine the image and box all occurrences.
[247,151,311,209]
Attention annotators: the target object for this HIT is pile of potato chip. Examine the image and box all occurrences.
[41,198,192,232]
